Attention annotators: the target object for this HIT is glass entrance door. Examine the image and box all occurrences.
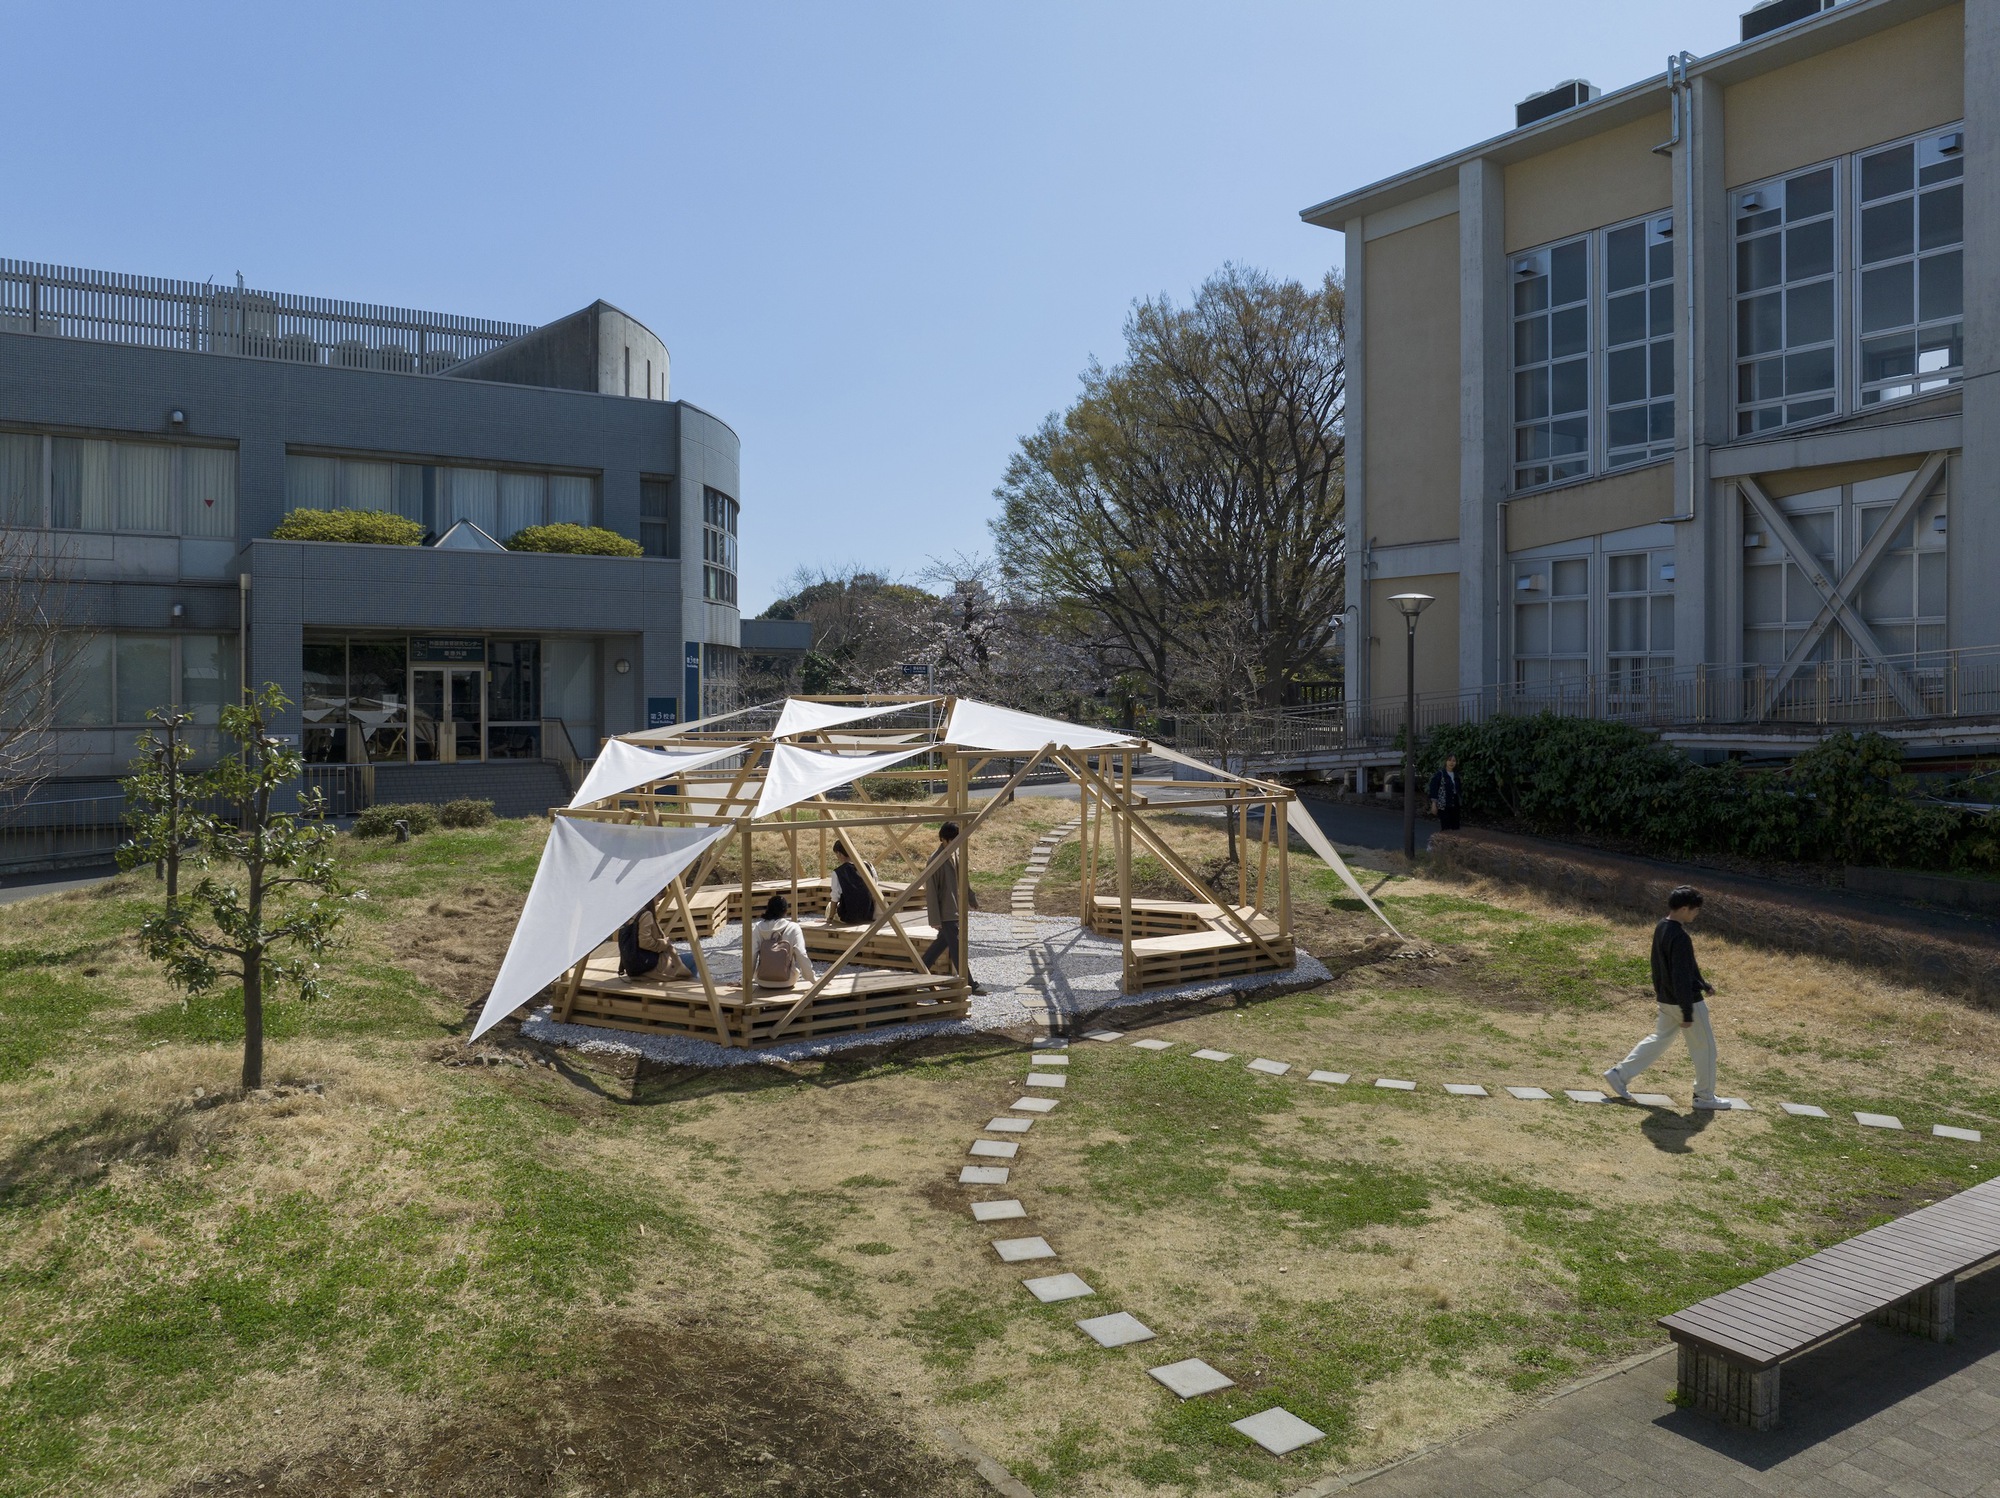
[411,666,485,763]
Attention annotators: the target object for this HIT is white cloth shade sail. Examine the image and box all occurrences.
[566,739,745,809]
[770,698,928,739]
[470,818,731,1042]
[943,699,1139,753]
[750,742,932,820]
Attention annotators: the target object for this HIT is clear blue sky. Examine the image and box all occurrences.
[6,0,1754,612]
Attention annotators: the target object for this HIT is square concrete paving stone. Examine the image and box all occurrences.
[1505,1086,1552,1100]
[991,1236,1056,1263]
[1148,1359,1235,1399]
[1010,1097,1058,1113]
[1131,1038,1174,1051]
[1375,1078,1417,1091]
[1443,1083,1489,1096]
[1307,1070,1349,1085]
[1022,1272,1095,1303]
[1631,1093,1675,1107]
[1191,1049,1235,1062]
[986,1117,1033,1133]
[969,1140,1019,1159]
[1564,1089,1608,1103]
[1076,1311,1154,1347]
[1033,1054,1071,1066]
[1782,1102,1831,1118]
[1935,1124,1983,1142]
[970,1199,1027,1222]
[960,1166,1010,1185]
[1084,1030,1123,1041]
[1231,1407,1326,1456]
[1024,1072,1068,1089]
[1248,1058,1292,1076]
[1709,1097,1752,1109]
[1856,1111,1904,1130]
[1032,1037,1068,1049]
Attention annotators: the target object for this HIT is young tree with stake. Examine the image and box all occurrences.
[131,686,356,1091]
[119,706,197,905]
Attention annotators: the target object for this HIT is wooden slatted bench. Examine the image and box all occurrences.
[1086,896,1221,939]
[1660,1176,2000,1429]
[799,917,939,971]
[1129,927,1296,988]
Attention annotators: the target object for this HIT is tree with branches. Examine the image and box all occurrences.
[119,707,198,906]
[0,530,84,807]
[130,686,357,1090]
[994,264,1346,710]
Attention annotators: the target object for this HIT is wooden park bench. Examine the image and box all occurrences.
[1659,1175,2000,1429]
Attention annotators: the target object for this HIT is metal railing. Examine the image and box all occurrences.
[1170,643,2000,763]
[302,765,376,817]
[541,718,590,795]
[1,259,535,373]
[0,794,127,872]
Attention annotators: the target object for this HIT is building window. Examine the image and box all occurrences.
[640,477,678,558]
[1857,130,1963,406]
[0,433,237,538]
[303,636,410,764]
[1604,217,1675,470]
[1513,556,1589,687]
[1606,550,1675,703]
[51,632,238,728]
[1743,500,1837,667]
[701,643,739,718]
[1734,164,1837,435]
[486,638,542,759]
[284,453,597,540]
[702,486,739,606]
[1512,238,1590,490]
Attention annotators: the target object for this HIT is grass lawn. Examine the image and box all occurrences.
[2,798,1997,1496]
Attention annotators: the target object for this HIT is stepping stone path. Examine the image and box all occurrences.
[1011,816,1080,931]
[952,1026,1992,1476]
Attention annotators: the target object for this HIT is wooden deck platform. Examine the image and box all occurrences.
[1659,1175,2000,1428]
[1130,926,1295,988]
[559,948,968,1047]
[1086,896,1221,938]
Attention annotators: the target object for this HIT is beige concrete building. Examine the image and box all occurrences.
[1305,0,1999,749]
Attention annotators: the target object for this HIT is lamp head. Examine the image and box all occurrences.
[1389,592,1435,619]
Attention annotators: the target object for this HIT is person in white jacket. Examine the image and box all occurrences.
[749,893,815,989]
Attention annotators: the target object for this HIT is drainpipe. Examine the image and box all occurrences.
[1653,52,1699,523]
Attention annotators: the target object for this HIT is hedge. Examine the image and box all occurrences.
[352,802,440,838]
[1421,715,1998,874]
[504,524,643,557]
[271,508,425,545]
[438,798,495,828]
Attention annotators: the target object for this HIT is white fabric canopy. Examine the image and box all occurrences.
[771,698,928,739]
[470,818,731,1041]
[943,698,1138,753]
[1140,738,1402,939]
[566,739,743,809]
[750,742,932,820]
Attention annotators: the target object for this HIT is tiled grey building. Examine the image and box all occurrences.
[0,261,803,822]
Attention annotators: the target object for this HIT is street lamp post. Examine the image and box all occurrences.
[1389,593,1434,861]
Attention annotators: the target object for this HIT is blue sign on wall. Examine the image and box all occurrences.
[647,697,677,729]
[683,642,702,720]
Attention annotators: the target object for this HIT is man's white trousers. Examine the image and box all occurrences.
[1612,1001,1717,1098]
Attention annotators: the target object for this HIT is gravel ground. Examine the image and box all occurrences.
[520,910,1330,1068]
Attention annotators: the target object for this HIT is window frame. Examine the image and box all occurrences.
[1852,124,1966,410]
[1510,234,1595,494]
[1730,157,1843,437]
[1600,212,1677,472]
[0,428,239,538]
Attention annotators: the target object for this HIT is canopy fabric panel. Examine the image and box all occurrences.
[469,819,731,1041]
[1139,738,1403,940]
[771,699,930,739]
[943,699,1138,753]
[620,701,768,745]
[751,742,932,820]
[566,739,744,809]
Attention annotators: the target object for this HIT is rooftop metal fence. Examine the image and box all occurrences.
[0,259,535,373]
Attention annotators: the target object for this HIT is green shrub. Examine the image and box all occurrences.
[438,798,495,829]
[352,802,440,839]
[1424,716,1978,872]
[271,508,425,545]
[504,524,643,557]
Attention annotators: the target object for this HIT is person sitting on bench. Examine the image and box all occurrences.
[617,899,690,981]
[750,893,816,989]
[826,841,877,926]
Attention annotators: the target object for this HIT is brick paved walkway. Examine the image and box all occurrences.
[1321,1265,2000,1497]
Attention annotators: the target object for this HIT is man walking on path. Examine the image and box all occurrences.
[1426,755,1464,832]
[1604,886,1724,1109]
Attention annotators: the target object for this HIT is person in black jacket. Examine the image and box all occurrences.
[1426,755,1463,831]
[1602,885,1723,1108]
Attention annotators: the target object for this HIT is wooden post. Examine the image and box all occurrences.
[555,957,586,1022]
[810,796,929,971]
[1117,754,1134,991]
[953,750,971,981]
[670,878,730,1047]
[1236,789,1248,909]
[1276,796,1291,936]
[740,819,755,974]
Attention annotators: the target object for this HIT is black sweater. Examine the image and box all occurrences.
[1651,917,1712,1020]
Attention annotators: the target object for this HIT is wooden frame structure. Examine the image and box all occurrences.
[542,694,1300,1050]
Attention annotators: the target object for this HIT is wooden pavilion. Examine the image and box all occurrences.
[468,695,1395,1052]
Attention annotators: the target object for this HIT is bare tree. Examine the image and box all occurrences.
[1168,600,1267,862]
[0,530,83,807]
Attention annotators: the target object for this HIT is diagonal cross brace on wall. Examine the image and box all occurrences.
[1737,452,1947,719]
